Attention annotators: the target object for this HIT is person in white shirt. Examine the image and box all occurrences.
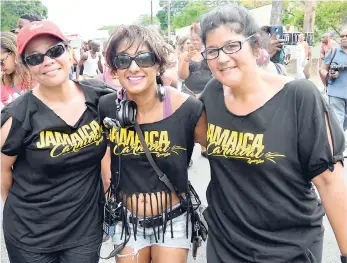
[296,33,309,79]
[77,40,102,79]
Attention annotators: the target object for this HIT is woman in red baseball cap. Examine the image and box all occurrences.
[1,20,113,262]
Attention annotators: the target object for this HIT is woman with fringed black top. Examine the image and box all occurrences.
[98,25,207,263]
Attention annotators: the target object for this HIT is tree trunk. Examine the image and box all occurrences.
[303,0,317,32]
[303,0,317,78]
[270,0,284,26]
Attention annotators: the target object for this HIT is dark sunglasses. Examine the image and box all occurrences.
[25,43,66,66]
[112,52,156,70]
[340,34,347,39]
[0,52,11,66]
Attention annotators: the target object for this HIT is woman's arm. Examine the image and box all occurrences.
[194,110,207,148]
[312,115,347,257]
[1,117,17,204]
[178,51,191,80]
[101,146,111,193]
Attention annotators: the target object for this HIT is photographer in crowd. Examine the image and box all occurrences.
[321,28,347,131]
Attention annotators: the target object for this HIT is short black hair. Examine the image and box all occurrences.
[20,14,41,22]
[200,4,260,49]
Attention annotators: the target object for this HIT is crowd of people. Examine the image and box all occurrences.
[1,4,347,263]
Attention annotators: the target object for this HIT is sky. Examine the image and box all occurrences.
[40,0,161,39]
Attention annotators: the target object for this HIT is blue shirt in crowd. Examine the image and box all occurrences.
[324,46,347,99]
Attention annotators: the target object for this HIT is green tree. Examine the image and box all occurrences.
[1,0,48,31]
[283,1,347,42]
[172,2,211,29]
[138,14,159,26]
[159,0,189,15]
[315,1,347,35]
[156,10,171,31]
[282,1,304,30]
[240,0,271,9]
[157,0,188,31]
[157,0,241,31]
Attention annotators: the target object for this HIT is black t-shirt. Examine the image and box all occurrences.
[1,79,114,253]
[183,60,212,94]
[99,94,203,195]
[199,78,345,263]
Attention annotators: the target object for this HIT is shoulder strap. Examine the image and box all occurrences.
[329,48,337,66]
[325,48,338,88]
[274,63,282,75]
[134,122,187,202]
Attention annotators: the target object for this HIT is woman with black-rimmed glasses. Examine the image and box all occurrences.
[1,21,113,263]
[199,5,347,263]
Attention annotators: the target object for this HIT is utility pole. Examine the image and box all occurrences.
[151,0,153,24]
[167,0,171,42]
[270,0,284,26]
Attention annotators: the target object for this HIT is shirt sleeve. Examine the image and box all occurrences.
[324,49,332,65]
[1,109,27,156]
[199,77,218,105]
[188,96,204,130]
[98,94,117,145]
[295,80,345,180]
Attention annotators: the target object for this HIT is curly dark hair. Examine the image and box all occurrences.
[200,4,260,50]
[105,25,174,75]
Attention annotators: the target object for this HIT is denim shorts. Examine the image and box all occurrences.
[111,203,191,254]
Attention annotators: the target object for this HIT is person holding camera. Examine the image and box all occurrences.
[98,25,207,263]
[199,5,347,263]
[1,21,113,262]
[321,28,347,131]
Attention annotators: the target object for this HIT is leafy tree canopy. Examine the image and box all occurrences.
[1,0,48,31]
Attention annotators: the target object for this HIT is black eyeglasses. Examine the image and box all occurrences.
[340,34,347,39]
[202,35,255,60]
[0,52,11,66]
[24,43,66,66]
[112,52,156,70]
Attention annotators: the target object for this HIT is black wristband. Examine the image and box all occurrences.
[341,255,347,263]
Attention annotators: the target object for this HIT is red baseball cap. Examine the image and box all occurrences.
[17,20,66,55]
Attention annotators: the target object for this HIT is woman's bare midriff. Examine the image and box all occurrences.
[125,191,181,217]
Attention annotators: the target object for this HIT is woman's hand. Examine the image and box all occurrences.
[183,44,197,62]
[268,30,284,57]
